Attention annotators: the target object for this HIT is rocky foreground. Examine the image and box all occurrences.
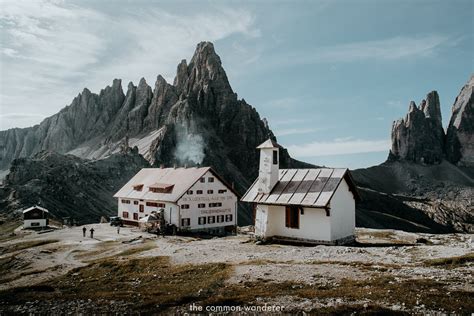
[0,223,472,314]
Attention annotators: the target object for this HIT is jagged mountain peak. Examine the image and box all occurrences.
[390,90,445,164]
[446,75,474,166]
[422,91,442,124]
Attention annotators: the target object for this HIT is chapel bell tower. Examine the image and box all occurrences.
[257,139,280,194]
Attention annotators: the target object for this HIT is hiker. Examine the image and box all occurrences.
[82,227,86,237]
[117,226,120,234]
[90,227,95,238]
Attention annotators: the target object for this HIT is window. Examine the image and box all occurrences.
[187,190,193,195]
[197,190,203,194]
[133,201,139,205]
[133,184,143,191]
[200,177,205,183]
[209,203,222,208]
[181,218,190,227]
[139,205,144,213]
[285,206,300,229]
[217,215,224,223]
[301,208,304,215]
[218,189,227,194]
[208,216,216,224]
[133,213,139,220]
[121,199,130,204]
[123,211,129,218]
[31,222,40,227]
[207,189,213,194]
[225,214,233,222]
[150,187,173,193]
[146,202,165,208]
[198,203,205,208]
[208,177,214,183]
[273,150,278,165]
[181,204,189,209]
[198,217,206,225]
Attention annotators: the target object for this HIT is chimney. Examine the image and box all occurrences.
[256,139,279,194]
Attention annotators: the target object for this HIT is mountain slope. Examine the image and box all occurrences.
[0,149,149,224]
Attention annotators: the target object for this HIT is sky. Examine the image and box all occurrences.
[0,0,473,169]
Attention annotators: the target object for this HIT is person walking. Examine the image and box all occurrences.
[117,226,120,234]
[82,227,86,237]
[90,227,95,238]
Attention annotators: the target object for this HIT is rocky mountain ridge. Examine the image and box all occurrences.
[0,42,310,225]
[0,42,308,189]
[390,76,474,167]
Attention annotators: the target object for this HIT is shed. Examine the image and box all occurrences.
[23,206,49,229]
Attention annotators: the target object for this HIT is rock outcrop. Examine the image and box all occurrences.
[446,76,474,166]
[389,91,445,164]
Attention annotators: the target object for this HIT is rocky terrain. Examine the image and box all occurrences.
[0,224,472,314]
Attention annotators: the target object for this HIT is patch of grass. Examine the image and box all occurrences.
[73,241,119,259]
[241,259,294,265]
[0,239,59,255]
[0,220,22,242]
[306,260,402,272]
[116,242,156,257]
[0,256,31,282]
[0,256,231,312]
[315,304,409,315]
[207,276,474,313]
[424,253,474,267]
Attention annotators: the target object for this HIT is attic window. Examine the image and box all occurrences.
[149,183,174,194]
[133,184,144,191]
[273,150,278,165]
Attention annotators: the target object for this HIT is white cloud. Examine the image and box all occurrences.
[264,35,450,69]
[285,138,390,157]
[275,127,325,137]
[0,0,259,130]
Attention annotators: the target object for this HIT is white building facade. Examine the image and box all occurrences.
[114,167,238,233]
[23,206,49,228]
[241,139,359,245]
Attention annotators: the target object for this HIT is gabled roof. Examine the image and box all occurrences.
[114,167,239,202]
[256,139,280,149]
[23,206,49,214]
[241,168,360,208]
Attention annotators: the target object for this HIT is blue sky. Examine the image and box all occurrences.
[0,0,473,169]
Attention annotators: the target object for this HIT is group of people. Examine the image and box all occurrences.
[82,227,95,238]
[82,226,120,238]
